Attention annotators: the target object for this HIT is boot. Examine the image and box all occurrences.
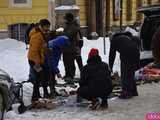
[118,91,132,99]
[89,98,101,110]
[100,99,108,110]
[43,87,50,98]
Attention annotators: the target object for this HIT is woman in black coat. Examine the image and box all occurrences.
[77,48,112,110]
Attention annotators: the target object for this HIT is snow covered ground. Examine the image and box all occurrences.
[0,38,160,120]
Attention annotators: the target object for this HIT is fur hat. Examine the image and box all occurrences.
[88,48,99,58]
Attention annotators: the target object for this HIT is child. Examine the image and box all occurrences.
[77,48,112,110]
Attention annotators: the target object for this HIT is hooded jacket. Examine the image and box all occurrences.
[45,36,70,74]
[80,55,112,95]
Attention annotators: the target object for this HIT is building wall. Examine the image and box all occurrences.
[0,0,48,30]
[76,0,87,26]
[110,0,160,28]
[110,0,137,27]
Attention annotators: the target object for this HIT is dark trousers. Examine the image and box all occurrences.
[63,53,76,78]
[75,55,83,71]
[47,72,56,96]
[28,60,48,101]
[77,86,112,103]
[121,61,138,95]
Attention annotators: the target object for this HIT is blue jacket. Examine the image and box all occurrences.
[45,36,70,74]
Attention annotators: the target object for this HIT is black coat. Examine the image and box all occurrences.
[152,26,160,63]
[80,56,112,95]
[109,33,140,70]
[62,20,81,54]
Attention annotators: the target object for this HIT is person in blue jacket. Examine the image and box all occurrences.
[45,35,70,98]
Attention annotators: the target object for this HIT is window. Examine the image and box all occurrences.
[55,0,76,6]
[113,0,120,21]
[14,0,27,4]
[9,0,32,8]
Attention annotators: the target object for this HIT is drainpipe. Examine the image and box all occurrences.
[87,0,98,39]
[48,0,56,30]
[120,0,123,31]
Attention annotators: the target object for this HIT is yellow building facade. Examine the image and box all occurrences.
[0,0,48,30]
[0,0,159,32]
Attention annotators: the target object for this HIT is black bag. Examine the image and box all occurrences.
[25,23,36,49]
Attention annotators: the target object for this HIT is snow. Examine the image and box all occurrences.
[55,5,79,11]
[0,37,160,120]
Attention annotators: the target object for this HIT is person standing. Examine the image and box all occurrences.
[109,31,140,99]
[77,48,112,110]
[27,19,51,101]
[62,12,83,82]
[45,35,70,98]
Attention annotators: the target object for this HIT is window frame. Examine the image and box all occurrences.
[9,0,32,8]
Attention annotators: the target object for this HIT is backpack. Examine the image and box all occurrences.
[25,23,36,49]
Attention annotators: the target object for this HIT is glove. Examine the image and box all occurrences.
[33,64,42,72]
[57,73,62,78]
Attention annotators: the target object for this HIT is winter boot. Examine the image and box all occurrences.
[89,98,101,110]
[100,99,108,110]
[118,91,132,99]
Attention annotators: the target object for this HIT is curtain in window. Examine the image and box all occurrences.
[14,0,27,4]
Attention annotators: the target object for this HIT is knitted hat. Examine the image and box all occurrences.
[88,48,99,58]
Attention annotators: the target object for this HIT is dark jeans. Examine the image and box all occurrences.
[46,71,56,96]
[63,53,76,78]
[28,60,48,101]
[121,61,138,96]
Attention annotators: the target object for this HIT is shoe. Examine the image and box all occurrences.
[118,91,132,99]
[100,100,108,110]
[89,98,102,110]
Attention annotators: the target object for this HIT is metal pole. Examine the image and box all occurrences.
[103,0,106,55]
[120,0,123,31]
[18,24,21,41]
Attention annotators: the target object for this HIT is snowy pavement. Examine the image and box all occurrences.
[0,38,160,120]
